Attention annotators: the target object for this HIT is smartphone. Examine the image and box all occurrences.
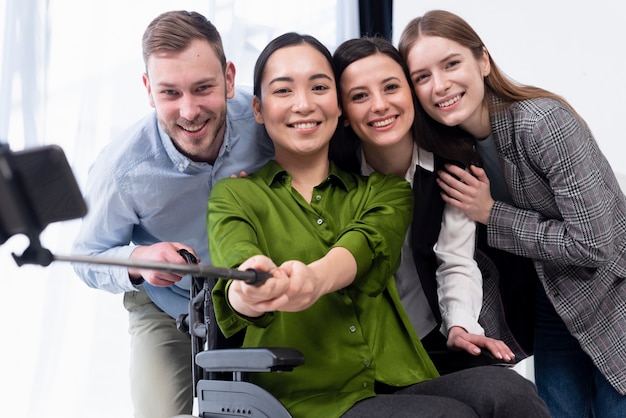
[0,143,87,244]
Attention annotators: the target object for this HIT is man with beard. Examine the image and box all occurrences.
[72,11,273,418]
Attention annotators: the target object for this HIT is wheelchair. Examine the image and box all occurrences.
[173,245,524,417]
[176,249,304,418]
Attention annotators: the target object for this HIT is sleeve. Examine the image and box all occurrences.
[71,160,139,293]
[488,106,616,266]
[335,173,413,296]
[208,179,270,337]
[434,203,484,336]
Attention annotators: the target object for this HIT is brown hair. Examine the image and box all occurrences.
[397,10,583,163]
[142,10,226,73]
[398,10,576,114]
[330,36,477,170]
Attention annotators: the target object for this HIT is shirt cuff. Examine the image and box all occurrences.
[440,308,485,337]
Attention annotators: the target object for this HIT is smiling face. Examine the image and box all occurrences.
[405,35,491,138]
[252,43,341,161]
[143,38,235,163]
[340,53,415,152]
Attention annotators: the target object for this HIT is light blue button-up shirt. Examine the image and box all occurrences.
[72,89,274,318]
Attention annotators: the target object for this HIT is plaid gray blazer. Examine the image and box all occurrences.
[486,97,626,394]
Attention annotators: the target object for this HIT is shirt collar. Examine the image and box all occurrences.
[158,123,189,172]
[256,159,351,191]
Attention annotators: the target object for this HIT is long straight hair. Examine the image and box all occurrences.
[398,10,585,162]
[399,9,581,117]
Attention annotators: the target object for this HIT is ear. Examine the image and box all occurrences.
[335,98,343,124]
[225,61,236,99]
[480,47,491,77]
[252,95,264,124]
[142,73,156,108]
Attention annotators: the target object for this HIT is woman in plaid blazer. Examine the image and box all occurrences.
[398,9,626,418]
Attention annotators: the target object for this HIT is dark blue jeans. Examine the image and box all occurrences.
[534,283,626,418]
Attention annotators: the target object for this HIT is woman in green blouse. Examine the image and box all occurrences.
[207,32,549,418]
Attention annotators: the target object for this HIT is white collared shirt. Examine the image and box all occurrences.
[361,143,484,338]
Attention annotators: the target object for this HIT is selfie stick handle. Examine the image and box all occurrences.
[52,254,272,283]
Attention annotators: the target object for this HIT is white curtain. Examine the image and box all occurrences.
[0,1,358,416]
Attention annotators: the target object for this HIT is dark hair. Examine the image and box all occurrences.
[253,32,335,100]
[332,36,479,170]
[252,32,345,150]
[142,10,226,72]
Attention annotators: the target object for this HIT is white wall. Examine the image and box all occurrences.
[394,1,626,188]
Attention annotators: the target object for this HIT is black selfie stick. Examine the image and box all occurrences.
[1,142,271,285]
[9,230,271,285]
[53,253,272,284]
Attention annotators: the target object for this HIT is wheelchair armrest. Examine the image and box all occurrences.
[427,349,513,375]
[196,347,304,373]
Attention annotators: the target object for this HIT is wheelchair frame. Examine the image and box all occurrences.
[176,249,304,418]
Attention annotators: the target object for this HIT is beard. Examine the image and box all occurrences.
[159,109,227,163]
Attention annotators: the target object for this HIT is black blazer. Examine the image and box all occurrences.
[410,155,536,360]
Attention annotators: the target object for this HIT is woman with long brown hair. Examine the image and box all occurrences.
[399,9,626,417]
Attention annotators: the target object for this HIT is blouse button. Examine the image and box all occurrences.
[316,218,323,225]
[315,194,322,201]
[349,325,357,333]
